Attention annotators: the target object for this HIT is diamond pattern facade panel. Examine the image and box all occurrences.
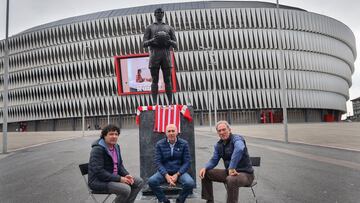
[0,1,356,127]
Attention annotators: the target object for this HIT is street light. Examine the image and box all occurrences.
[209,47,218,127]
[104,73,115,125]
[81,44,92,137]
[276,0,289,143]
[200,46,218,131]
[107,98,110,125]
[107,94,116,125]
[2,0,10,154]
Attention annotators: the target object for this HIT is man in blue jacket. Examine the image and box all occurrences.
[148,124,195,203]
[199,121,254,203]
[88,124,144,203]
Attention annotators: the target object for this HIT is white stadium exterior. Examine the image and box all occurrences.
[0,1,356,131]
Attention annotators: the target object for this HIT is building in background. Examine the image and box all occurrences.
[0,1,357,131]
[351,97,360,121]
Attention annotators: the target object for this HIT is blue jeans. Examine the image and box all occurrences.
[148,172,195,202]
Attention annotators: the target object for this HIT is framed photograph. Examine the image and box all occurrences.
[114,53,177,95]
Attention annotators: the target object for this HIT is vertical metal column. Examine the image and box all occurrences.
[2,0,10,154]
[207,52,212,131]
[107,96,110,124]
[81,45,91,136]
[210,47,218,126]
[276,0,289,143]
[82,46,86,136]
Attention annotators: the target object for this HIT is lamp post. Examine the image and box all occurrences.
[207,51,212,131]
[2,0,10,154]
[276,0,289,143]
[107,97,110,124]
[81,45,91,137]
[209,47,218,126]
[106,73,115,125]
[107,94,116,125]
[200,46,218,131]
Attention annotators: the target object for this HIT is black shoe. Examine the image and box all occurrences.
[176,198,184,203]
[163,199,170,203]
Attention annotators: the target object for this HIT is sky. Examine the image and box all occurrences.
[0,0,359,118]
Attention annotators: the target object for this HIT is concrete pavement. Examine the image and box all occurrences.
[198,122,360,152]
[1,123,359,202]
[0,130,100,153]
[1,122,360,156]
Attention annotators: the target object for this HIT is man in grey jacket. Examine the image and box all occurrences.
[88,124,144,203]
[143,7,177,104]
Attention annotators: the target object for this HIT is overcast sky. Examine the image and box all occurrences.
[0,0,359,117]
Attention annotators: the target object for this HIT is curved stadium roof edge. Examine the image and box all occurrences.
[0,1,356,124]
[19,1,305,35]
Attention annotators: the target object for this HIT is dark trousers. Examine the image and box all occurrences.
[148,171,195,203]
[107,176,144,203]
[201,169,254,203]
[150,66,172,104]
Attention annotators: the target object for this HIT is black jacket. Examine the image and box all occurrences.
[88,138,129,191]
[217,134,253,174]
[205,134,253,174]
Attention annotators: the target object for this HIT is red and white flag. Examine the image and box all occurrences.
[136,105,192,133]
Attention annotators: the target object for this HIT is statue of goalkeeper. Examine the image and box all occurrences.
[143,8,177,105]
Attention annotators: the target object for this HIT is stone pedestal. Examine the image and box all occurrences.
[138,106,196,195]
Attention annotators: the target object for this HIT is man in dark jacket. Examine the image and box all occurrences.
[199,121,254,203]
[143,7,177,104]
[148,124,195,203]
[88,124,144,203]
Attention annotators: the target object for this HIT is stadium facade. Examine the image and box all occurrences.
[0,1,356,131]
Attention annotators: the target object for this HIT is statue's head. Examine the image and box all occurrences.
[154,8,164,21]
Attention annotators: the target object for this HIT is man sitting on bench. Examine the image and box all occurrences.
[148,124,195,203]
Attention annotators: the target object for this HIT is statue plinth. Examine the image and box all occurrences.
[138,105,196,195]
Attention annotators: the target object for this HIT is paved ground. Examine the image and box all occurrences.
[1,122,360,154]
[0,130,99,153]
[198,122,360,152]
[0,122,360,202]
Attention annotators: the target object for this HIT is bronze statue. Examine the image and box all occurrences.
[143,8,177,104]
